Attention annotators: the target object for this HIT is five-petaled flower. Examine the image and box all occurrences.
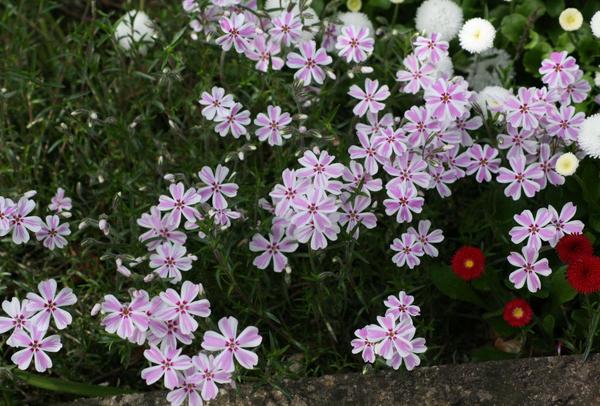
[141,346,192,389]
[101,292,149,339]
[335,25,374,63]
[249,225,298,273]
[508,246,552,292]
[201,316,262,372]
[155,281,211,335]
[26,279,77,332]
[197,164,239,209]
[384,291,421,321]
[254,105,292,146]
[286,41,332,86]
[10,327,62,373]
[348,78,391,117]
[149,242,195,283]
[216,13,255,53]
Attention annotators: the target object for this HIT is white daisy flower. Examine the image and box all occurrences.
[337,12,375,38]
[415,0,463,40]
[591,11,600,38]
[459,18,496,54]
[559,8,583,31]
[555,153,579,176]
[114,10,157,54]
[579,114,600,159]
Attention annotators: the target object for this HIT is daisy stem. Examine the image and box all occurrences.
[583,295,599,361]
[391,4,399,27]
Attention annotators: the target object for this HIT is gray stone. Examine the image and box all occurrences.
[67,354,600,405]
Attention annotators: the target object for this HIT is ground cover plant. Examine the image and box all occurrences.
[1,0,600,404]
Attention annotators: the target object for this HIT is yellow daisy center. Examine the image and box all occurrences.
[512,307,524,319]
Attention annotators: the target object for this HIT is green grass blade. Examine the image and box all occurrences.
[13,371,133,397]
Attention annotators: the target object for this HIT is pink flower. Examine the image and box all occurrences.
[286,41,332,86]
[0,298,33,342]
[385,153,432,190]
[158,183,201,227]
[335,25,374,63]
[270,169,311,216]
[249,225,298,273]
[396,54,435,94]
[351,327,376,363]
[141,346,192,389]
[9,197,41,244]
[101,293,149,339]
[547,202,584,247]
[269,11,302,47]
[291,188,338,230]
[155,281,211,335]
[386,335,426,371]
[424,78,470,123]
[294,214,340,250]
[403,105,440,147]
[509,208,554,251]
[35,215,70,250]
[165,369,203,406]
[348,79,390,117]
[199,87,235,120]
[214,102,251,138]
[10,327,61,373]
[254,105,292,146]
[504,87,546,130]
[508,246,552,292]
[211,207,241,227]
[383,183,424,223]
[456,144,501,183]
[191,353,232,400]
[197,164,239,209]
[342,161,383,194]
[366,315,415,360]
[536,144,564,189]
[137,206,187,251]
[384,291,421,321]
[496,154,543,200]
[296,150,344,188]
[447,111,483,146]
[339,194,377,239]
[539,51,579,88]
[558,70,590,105]
[545,105,585,142]
[407,220,444,257]
[48,187,72,212]
[26,279,76,331]
[0,197,16,234]
[246,34,284,72]
[371,127,407,160]
[349,131,381,175]
[216,13,255,53]
[414,32,449,64]
[356,112,394,137]
[321,22,338,51]
[147,301,193,352]
[150,242,194,283]
[428,165,457,198]
[497,125,537,159]
[201,316,262,372]
[390,233,424,269]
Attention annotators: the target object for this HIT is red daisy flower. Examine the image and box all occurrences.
[566,255,600,294]
[503,298,533,327]
[451,246,485,281]
[556,234,594,264]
